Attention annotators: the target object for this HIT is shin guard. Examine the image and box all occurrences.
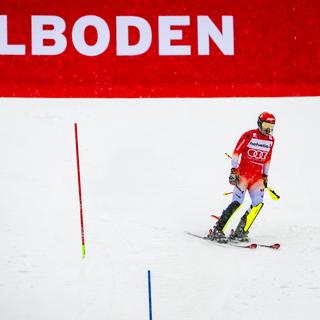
[216,201,242,232]
[243,203,264,232]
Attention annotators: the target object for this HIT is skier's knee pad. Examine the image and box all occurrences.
[243,202,264,232]
[219,201,242,232]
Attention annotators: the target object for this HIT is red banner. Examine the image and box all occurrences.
[0,1,319,97]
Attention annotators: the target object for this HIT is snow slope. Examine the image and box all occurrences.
[1,97,320,320]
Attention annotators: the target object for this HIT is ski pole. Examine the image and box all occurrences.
[266,187,280,200]
[225,152,232,159]
[224,152,280,200]
[224,185,244,195]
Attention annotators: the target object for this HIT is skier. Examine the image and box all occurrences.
[208,112,276,243]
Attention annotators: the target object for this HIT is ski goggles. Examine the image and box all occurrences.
[261,121,275,133]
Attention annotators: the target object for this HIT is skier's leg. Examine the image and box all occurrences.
[243,202,264,232]
[231,180,246,205]
[217,176,247,231]
[215,200,242,232]
[232,179,264,240]
[209,177,247,242]
[248,179,265,208]
[209,200,242,243]
[232,203,264,240]
[244,180,265,231]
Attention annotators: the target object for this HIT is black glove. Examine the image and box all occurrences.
[262,174,268,188]
[229,168,239,186]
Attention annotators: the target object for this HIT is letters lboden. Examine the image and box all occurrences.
[0,15,234,56]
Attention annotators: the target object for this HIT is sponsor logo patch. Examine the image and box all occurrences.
[248,138,272,151]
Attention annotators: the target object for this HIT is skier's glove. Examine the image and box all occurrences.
[229,168,239,186]
[262,174,268,188]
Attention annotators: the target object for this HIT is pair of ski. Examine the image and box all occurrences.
[186,232,280,250]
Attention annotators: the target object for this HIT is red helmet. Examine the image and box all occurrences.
[258,112,276,135]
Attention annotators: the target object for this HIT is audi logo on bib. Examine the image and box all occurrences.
[247,149,268,160]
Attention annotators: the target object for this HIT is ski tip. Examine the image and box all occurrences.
[271,243,281,250]
[247,243,257,249]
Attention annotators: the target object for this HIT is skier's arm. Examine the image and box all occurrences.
[231,154,240,169]
[263,161,271,176]
[231,132,250,168]
[262,138,275,180]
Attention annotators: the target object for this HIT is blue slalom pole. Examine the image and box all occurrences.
[148,270,153,320]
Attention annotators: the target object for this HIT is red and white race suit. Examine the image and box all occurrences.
[231,128,275,206]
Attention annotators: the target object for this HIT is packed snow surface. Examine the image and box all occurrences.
[1,98,320,320]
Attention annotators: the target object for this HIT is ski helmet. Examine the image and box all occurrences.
[257,112,276,135]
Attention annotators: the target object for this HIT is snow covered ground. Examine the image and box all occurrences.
[1,97,320,320]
